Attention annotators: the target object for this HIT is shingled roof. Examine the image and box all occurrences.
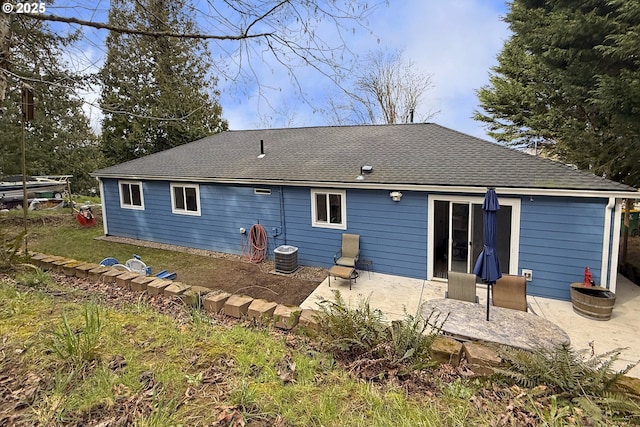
[94,123,636,193]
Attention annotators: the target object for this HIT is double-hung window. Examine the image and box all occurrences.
[311,189,346,229]
[119,181,144,210]
[171,183,200,216]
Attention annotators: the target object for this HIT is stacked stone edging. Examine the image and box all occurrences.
[31,252,307,331]
[26,252,513,372]
[34,252,638,384]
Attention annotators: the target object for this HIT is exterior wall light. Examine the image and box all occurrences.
[390,191,403,202]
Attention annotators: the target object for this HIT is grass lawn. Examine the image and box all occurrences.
[2,207,640,425]
[3,207,321,306]
[0,277,496,426]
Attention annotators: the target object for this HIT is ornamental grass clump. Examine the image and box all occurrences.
[49,303,104,367]
[0,228,29,272]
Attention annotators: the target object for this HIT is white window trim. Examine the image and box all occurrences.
[170,183,201,216]
[311,188,347,230]
[118,180,145,210]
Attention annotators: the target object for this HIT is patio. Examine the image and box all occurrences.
[301,271,640,378]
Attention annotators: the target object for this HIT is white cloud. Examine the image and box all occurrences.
[218,0,511,140]
[53,0,511,139]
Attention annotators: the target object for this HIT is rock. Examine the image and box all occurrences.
[224,295,253,318]
[164,282,190,297]
[297,309,321,332]
[463,342,502,376]
[431,336,463,367]
[146,279,172,296]
[180,286,211,307]
[247,299,278,323]
[203,291,231,313]
[273,305,301,330]
[115,272,141,290]
[130,275,156,292]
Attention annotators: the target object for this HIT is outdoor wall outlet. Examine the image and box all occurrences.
[522,269,533,281]
[239,227,246,234]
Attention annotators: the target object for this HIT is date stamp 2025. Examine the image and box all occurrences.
[3,2,47,14]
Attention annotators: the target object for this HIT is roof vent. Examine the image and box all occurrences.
[356,165,372,181]
[258,140,265,159]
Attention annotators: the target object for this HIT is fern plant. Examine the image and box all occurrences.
[496,344,640,423]
[315,290,388,358]
[388,307,446,368]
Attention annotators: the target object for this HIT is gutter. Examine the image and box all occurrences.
[609,199,623,292]
[600,197,616,289]
[91,175,638,200]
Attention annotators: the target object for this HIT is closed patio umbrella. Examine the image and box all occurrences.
[473,188,502,320]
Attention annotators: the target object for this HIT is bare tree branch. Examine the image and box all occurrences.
[24,13,272,40]
[325,49,438,125]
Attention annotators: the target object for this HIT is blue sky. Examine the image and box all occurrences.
[54,0,511,141]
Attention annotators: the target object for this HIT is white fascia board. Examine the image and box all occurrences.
[92,174,639,199]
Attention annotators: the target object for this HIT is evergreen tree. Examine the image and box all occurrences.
[475,0,640,187]
[99,0,227,164]
[0,15,102,193]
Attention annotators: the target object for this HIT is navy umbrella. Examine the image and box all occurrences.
[473,188,502,320]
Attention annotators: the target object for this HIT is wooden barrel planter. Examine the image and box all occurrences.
[570,283,616,321]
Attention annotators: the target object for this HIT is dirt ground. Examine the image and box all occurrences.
[97,236,326,307]
[2,211,325,307]
[188,260,324,307]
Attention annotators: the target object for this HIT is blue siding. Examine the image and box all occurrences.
[102,177,612,301]
[284,188,428,279]
[103,179,283,255]
[519,196,606,300]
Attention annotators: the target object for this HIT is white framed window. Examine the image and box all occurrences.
[170,183,201,216]
[311,189,346,229]
[119,180,144,210]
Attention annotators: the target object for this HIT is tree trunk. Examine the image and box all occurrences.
[0,12,11,113]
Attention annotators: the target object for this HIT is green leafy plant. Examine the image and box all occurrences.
[49,303,104,366]
[15,266,54,288]
[315,291,446,374]
[527,394,576,427]
[388,308,446,368]
[0,228,28,272]
[315,290,388,358]
[496,344,640,422]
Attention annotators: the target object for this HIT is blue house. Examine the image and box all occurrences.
[92,124,637,300]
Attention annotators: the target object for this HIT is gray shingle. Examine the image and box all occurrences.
[93,123,636,193]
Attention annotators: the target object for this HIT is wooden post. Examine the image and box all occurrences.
[21,83,34,252]
[622,198,630,264]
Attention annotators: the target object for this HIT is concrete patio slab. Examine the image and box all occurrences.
[301,271,640,377]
